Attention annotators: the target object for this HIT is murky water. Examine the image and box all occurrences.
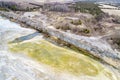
[0,16,118,80]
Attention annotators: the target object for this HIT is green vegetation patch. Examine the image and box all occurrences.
[71,2,103,15]
[0,7,8,11]
[9,40,113,77]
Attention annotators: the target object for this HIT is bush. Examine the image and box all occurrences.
[10,5,17,10]
[0,1,18,11]
[55,22,70,30]
[71,20,82,25]
[82,29,90,34]
[0,7,8,11]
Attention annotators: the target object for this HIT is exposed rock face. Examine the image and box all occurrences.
[0,11,120,70]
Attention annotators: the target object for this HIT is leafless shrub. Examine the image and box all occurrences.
[44,3,70,12]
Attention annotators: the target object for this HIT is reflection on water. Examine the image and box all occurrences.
[10,32,40,43]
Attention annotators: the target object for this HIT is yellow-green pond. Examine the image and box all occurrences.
[9,39,118,80]
[0,15,119,80]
